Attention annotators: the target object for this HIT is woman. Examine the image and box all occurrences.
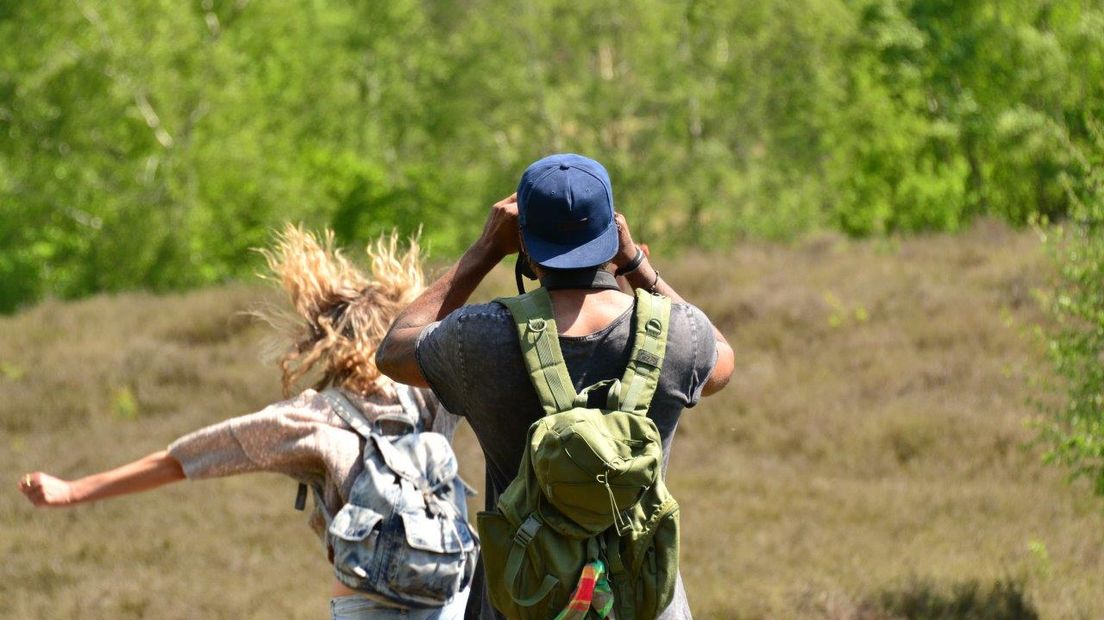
[17,225,468,620]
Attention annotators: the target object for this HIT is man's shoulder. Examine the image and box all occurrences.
[444,300,514,327]
[663,300,717,364]
[414,300,524,418]
[445,297,711,330]
[667,299,713,329]
[418,301,516,350]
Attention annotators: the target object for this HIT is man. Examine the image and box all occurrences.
[376,153,735,619]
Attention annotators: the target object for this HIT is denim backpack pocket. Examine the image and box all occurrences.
[382,511,471,605]
[329,504,385,584]
[400,511,473,553]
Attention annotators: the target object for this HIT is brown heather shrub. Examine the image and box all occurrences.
[867,577,1038,620]
[2,221,1102,618]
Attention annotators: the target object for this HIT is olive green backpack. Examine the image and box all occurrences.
[477,287,680,620]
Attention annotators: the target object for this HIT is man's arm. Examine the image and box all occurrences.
[375,194,520,387]
[612,214,735,397]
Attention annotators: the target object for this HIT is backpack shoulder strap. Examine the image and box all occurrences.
[393,383,425,432]
[299,388,369,512]
[616,290,672,415]
[322,387,417,437]
[494,287,577,416]
[321,388,378,438]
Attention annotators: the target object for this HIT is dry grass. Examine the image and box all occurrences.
[2,221,1101,619]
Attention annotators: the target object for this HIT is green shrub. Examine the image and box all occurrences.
[1040,118,1104,495]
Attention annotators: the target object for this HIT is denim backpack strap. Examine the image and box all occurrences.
[495,287,577,417]
[322,388,378,438]
[298,387,371,512]
[322,388,416,437]
[616,290,671,416]
[394,383,425,432]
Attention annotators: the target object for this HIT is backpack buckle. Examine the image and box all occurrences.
[513,515,542,547]
[645,318,663,336]
[527,318,547,333]
[634,349,661,367]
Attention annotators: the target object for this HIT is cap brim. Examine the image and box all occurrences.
[524,222,619,270]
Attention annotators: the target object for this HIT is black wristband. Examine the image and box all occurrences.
[614,247,646,277]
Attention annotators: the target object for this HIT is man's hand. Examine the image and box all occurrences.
[476,193,521,260]
[612,212,640,271]
[19,472,76,508]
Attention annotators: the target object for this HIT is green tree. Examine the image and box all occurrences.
[3,0,1104,312]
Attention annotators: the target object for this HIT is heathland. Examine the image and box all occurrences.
[2,223,1102,619]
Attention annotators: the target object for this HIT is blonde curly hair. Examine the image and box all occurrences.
[258,224,424,398]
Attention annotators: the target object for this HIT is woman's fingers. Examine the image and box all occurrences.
[19,472,40,502]
[19,472,73,507]
[18,473,41,505]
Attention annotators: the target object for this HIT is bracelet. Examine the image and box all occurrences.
[647,269,661,294]
[614,246,645,277]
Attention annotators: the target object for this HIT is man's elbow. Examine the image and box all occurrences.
[375,334,400,379]
[374,329,430,387]
[701,342,735,398]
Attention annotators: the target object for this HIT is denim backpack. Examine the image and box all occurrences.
[478,288,680,620]
[319,386,478,608]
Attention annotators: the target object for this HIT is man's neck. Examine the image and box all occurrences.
[546,288,634,337]
[537,266,619,292]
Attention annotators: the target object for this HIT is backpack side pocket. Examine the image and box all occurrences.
[329,504,385,588]
[477,510,526,618]
[628,501,679,619]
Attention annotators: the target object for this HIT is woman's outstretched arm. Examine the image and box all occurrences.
[19,450,185,508]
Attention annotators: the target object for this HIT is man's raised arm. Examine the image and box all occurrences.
[375,194,520,387]
[611,214,735,397]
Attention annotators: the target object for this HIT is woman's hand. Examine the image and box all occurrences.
[17,451,185,508]
[19,472,76,508]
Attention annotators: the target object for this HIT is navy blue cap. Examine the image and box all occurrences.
[516,153,618,269]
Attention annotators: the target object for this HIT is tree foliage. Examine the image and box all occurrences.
[2,0,1103,311]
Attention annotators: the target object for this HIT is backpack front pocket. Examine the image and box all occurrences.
[381,511,473,607]
[478,509,589,620]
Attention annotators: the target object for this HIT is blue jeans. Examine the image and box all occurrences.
[330,588,469,620]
